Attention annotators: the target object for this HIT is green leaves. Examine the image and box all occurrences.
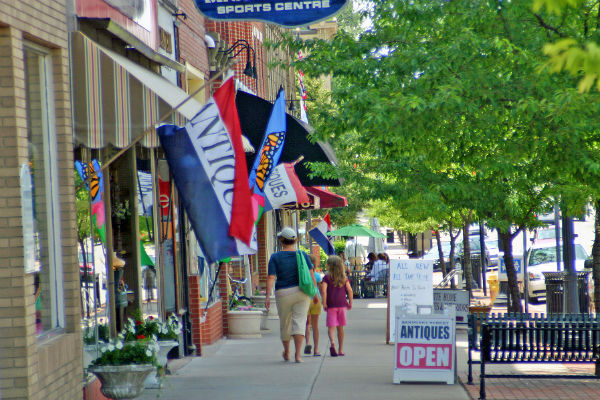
[289,0,600,237]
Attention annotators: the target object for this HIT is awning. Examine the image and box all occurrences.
[305,186,348,209]
[71,32,194,148]
[235,90,341,186]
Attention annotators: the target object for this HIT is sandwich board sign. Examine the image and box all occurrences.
[194,0,349,27]
[433,289,469,325]
[389,259,433,341]
[394,306,456,384]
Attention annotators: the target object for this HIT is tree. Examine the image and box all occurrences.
[284,0,600,311]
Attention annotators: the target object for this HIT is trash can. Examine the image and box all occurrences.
[543,271,590,314]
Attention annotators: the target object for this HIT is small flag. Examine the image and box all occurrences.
[297,51,309,124]
[263,162,309,210]
[309,214,335,255]
[157,77,255,263]
[248,88,286,221]
[75,159,106,243]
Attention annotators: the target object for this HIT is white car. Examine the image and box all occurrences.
[526,240,589,302]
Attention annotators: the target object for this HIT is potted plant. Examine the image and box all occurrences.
[121,311,181,388]
[251,289,277,318]
[88,339,158,399]
[82,319,110,369]
[227,302,264,338]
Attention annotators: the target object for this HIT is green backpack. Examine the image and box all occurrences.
[296,250,317,297]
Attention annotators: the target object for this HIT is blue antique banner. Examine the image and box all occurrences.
[194,0,348,27]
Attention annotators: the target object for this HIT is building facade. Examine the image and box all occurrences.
[0,1,82,398]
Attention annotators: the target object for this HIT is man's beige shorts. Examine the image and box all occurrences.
[275,287,310,341]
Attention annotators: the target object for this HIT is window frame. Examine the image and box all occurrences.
[24,42,65,335]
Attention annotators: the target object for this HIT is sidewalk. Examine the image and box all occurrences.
[139,299,469,400]
[459,288,600,399]
[138,295,600,400]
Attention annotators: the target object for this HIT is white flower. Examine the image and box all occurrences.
[107,343,115,351]
[116,341,123,350]
[145,349,152,357]
[100,346,107,353]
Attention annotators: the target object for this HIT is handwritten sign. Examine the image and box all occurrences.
[394,307,456,384]
[389,259,433,341]
[433,289,469,324]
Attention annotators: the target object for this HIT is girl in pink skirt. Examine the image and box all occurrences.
[321,255,353,356]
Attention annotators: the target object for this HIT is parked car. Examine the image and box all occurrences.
[78,248,105,284]
[533,226,560,242]
[525,240,589,302]
[423,242,454,271]
[456,237,490,269]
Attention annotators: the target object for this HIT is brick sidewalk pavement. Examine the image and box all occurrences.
[459,288,600,399]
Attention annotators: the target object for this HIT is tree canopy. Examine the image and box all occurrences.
[287,0,600,310]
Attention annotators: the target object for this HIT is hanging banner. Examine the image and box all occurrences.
[193,0,349,27]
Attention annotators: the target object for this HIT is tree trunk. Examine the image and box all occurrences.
[435,230,447,276]
[498,230,522,312]
[449,223,457,289]
[463,224,473,295]
[593,200,600,313]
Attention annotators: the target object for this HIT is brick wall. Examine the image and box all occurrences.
[205,21,267,98]
[199,301,223,347]
[189,275,224,353]
[219,262,230,335]
[0,1,81,399]
[177,0,209,74]
[257,216,269,290]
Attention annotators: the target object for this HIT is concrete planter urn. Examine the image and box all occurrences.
[251,295,278,318]
[144,340,178,389]
[89,364,155,399]
[83,344,100,370]
[227,310,262,338]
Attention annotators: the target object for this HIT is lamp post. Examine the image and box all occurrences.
[220,39,257,79]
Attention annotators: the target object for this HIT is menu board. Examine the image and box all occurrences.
[389,259,433,342]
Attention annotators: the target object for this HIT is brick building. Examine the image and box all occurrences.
[0,1,83,399]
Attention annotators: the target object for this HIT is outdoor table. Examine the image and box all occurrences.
[348,271,367,298]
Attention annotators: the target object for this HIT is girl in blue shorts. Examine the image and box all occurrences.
[321,255,353,357]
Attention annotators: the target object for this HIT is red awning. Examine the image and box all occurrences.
[305,187,348,209]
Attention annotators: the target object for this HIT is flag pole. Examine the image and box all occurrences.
[100,67,228,173]
[75,67,230,193]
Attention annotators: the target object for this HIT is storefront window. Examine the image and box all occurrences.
[24,44,64,335]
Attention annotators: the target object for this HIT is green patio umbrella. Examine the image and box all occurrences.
[327,224,386,267]
[326,224,386,238]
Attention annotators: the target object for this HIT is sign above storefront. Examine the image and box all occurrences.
[194,0,348,27]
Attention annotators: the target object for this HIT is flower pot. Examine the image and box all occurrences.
[83,344,100,370]
[89,364,155,399]
[469,305,492,314]
[227,310,262,338]
[144,340,178,389]
[252,295,278,318]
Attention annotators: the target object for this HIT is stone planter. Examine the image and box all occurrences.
[83,344,100,370]
[144,340,178,389]
[89,364,155,399]
[227,310,262,338]
[248,307,269,330]
[252,295,278,318]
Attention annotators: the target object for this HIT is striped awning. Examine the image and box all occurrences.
[71,32,192,149]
